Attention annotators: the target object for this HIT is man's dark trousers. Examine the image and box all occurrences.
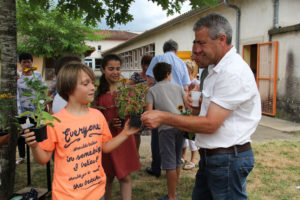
[151,128,161,175]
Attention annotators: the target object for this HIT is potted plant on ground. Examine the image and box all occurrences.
[18,66,60,142]
[114,82,148,127]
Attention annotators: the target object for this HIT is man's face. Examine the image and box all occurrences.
[193,27,223,66]
[20,59,33,70]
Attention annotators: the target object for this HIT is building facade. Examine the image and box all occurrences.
[104,0,300,122]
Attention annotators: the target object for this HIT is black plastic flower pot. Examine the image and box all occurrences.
[30,125,47,142]
[129,114,142,128]
[17,116,27,124]
[183,132,195,141]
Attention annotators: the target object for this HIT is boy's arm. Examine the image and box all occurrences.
[146,103,153,111]
[24,130,52,164]
[102,120,141,153]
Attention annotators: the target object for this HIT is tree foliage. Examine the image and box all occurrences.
[17,0,106,58]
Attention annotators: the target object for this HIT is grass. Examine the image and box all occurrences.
[14,139,300,200]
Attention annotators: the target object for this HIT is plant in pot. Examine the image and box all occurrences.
[177,104,195,140]
[114,82,148,128]
[17,66,60,142]
[0,92,15,137]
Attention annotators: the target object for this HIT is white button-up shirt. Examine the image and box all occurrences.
[195,47,261,149]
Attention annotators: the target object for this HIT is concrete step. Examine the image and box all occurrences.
[259,115,300,132]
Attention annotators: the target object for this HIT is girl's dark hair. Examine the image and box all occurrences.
[97,54,122,96]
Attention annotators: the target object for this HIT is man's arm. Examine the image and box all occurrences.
[141,102,232,134]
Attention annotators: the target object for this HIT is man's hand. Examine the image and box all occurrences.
[141,110,165,129]
[185,91,201,115]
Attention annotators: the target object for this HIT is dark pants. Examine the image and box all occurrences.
[192,149,254,200]
[150,128,161,175]
[17,116,36,158]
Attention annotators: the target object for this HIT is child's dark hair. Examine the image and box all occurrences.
[55,55,81,76]
[19,52,33,62]
[153,62,172,82]
[141,54,153,66]
[97,54,122,96]
[57,62,95,101]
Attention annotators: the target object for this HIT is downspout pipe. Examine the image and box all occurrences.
[224,0,241,53]
[273,0,279,29]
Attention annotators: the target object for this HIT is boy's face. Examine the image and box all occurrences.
[70,70,95,104]
[20,59,33,71]
[102,60,121,84]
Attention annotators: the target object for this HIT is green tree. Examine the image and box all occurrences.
[0,0,217,198]
[17,0,106,58]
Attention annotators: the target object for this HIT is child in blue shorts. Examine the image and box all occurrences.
[146,62,185,200]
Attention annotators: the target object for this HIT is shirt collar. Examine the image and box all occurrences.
[212,46,236,74]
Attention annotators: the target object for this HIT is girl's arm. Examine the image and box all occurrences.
[24,130,53,165]
[102,120,141,153]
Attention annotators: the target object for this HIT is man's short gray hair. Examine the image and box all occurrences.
[193,13,232,45]
[163,39,178,53]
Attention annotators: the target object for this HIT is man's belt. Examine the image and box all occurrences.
[199,142,251,157]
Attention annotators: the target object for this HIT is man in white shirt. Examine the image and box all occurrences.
[142,13,261,200]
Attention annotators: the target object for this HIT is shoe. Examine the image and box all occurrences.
[16,158,25,165]
[146,167,160,177]
[157,195,178,200]
[183,161,195,170]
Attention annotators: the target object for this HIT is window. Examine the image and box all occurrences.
[97,45,101,51]
[95,59,102,70]
[84,59,93,68]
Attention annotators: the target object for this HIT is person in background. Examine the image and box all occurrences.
[95,54,140,200]
[181,60,199,170]
[128,54,153,155]
[17,52,46,165]
[51,55,82,114]
[145,39,190,178]
[146,62,185,200]
[24,62,140,200]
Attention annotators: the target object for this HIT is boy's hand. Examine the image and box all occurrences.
[23,129,38,148]
[123,119,142,136]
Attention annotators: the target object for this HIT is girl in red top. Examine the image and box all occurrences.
[24,62,140,200]
[95,54,140,200]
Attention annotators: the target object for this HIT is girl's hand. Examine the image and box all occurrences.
[23,129,38,148]
[111,117,122,128]
[123,119,142,136]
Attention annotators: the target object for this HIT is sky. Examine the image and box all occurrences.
[98,0,192,32]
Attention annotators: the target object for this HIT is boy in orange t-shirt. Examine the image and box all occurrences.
[24,62,140,200]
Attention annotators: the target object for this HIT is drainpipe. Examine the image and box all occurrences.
[273,0,279,29]
[224,0,241,53]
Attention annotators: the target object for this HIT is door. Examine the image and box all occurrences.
[257,41,278,116]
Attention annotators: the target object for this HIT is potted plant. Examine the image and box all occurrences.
[18,66,60,142]
[0,92,14,136]
[114,82,148,127]
[177,104,195,140]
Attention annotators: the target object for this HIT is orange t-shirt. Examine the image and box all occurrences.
[39,108,112,200]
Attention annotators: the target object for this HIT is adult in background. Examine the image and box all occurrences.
[128,54,153,154]
[142,13,261,200]
[145,40,190,177]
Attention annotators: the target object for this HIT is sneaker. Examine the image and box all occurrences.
[16,158,25,165]
[145,167,161,178]
[157,195,178,200]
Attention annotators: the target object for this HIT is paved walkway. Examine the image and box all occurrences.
[259,115,300,132]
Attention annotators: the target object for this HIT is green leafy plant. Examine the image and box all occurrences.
[114,83,148,120]
[177,104,195,140]
[18,67,60,128]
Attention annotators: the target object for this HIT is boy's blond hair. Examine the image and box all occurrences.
[56,62,95,101]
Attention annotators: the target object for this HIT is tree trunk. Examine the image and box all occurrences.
[0,0,18,199]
